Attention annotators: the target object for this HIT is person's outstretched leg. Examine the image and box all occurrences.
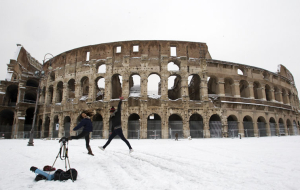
[116,128,132,149]
[102,130,117,149]
[85,133,94,156]
[71,131,88,140]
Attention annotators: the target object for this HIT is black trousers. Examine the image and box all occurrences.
[71,131,90,149]
[103,128,132,149]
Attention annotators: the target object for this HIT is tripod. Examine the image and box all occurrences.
[51,137,74,182]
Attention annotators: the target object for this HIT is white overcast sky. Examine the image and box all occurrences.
[1,0,300,93]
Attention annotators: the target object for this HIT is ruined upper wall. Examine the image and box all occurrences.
[43,40,211,70]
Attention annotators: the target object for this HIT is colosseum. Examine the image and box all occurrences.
[0,40,299,140]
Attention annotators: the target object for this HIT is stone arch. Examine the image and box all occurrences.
[167,61,180,71]
[128,113,140,139]
[44,116,50,138]
[48,86,54,104]
[227,115,238,138]
[24,90,36,103]
[129,74,141,97]
[257,116,267,137]
[189,113,203,138]
[224,77,234,97]
[207,76,219,95]
[209,114,222,138]
[243,115,254,137]
[26,79,39,87]
[278,118,285,135]
[253,81,262,99]
[169,114,183,139]
[265,84,272,101]
[68,79,75,99]
[64,116,71,137]
[263,71,269,80]
[188,74,201,100]
[111,74,122,99]
[4,85,18,106]
[240,80,250,98]
[147,73,161,97]
[97,63,106,73]
[81,76,89,96]
[24,107,35,135]
[53,115,59,138]
[147,113,161,139]
[40,86,46,104]
[95,77,105,101]
[282,88,288,104]
[0,109,14,138]
[50,72,55,82]
[292,120,298,135]
[56,81,63,103]
[269,117,276,136]
[168,74,181,100]
[92,114,103,138]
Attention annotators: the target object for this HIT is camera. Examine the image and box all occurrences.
[58,137,69,144]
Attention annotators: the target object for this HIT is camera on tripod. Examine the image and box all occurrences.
[59,137,69,144]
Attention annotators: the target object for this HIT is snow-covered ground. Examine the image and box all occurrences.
[1,136,300,190]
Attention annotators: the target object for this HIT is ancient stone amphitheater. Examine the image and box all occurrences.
[0,40,299,139]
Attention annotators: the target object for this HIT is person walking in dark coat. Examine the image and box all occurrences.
[99,97,133,153]
[60,110,95,156]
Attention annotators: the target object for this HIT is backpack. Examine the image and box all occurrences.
[54,169,78,181]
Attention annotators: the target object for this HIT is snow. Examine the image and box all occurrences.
[1,137,300,190]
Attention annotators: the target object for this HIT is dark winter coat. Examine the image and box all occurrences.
[110,100,122,131]
[73,117,93,132]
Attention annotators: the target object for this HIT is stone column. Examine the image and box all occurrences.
[233,80,241,98]
[58,114,64,138]
[261,86,266,101]
[62,83,68,103]
[49,115,54,138]
[140,74,148,100]
[270,87,275,102]
[218,78,225,97]
[200,76,208,101]
[52,83,57,103]
[248,82,254,99]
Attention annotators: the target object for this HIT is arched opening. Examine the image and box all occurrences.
[253,81,262,99]
[68,79,75,99]
[64,116,71,137]
[169,114,183,139]
[168,74,181,100]
[129,74,141,97]
[128,114,140,139]
[92,114,103,138]
[24,107,35,138]
[188,74,201,100]
[111,74,122,99]
[265,84,272,101]
[4,85,18,106]
[224,78,234,97]
[147,73,161,98]
[292,120,298,135]
[243,116,254,137]
[207,76,218,95]
[40,87,46,104]
[97,64,106,73]
[95,77,105,101]
[24,91,37,103]
[269,117,276,136]
[167,62,179,71]
[53,115,59,138]
[81,76,89,97]
[278,118,285,135]
[56,81,63,103]
[147,114,161,139]
[209,114,222,138]
[189,114,203,138]
[0,109,14,139]
[257,116,267,137]
[240,80,250,98]
[26,79,39,87]
[237,69,243,75]
[48,86,54,104]
[50,72,55,82]
[44,116,50,138]
[227,115,238,138]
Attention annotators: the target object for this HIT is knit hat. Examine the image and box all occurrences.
[110,106,115,112]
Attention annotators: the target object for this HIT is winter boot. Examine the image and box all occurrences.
[87,146,94,156]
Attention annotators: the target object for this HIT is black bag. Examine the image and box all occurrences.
[35,174,47,181]
[54,169,78,181]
